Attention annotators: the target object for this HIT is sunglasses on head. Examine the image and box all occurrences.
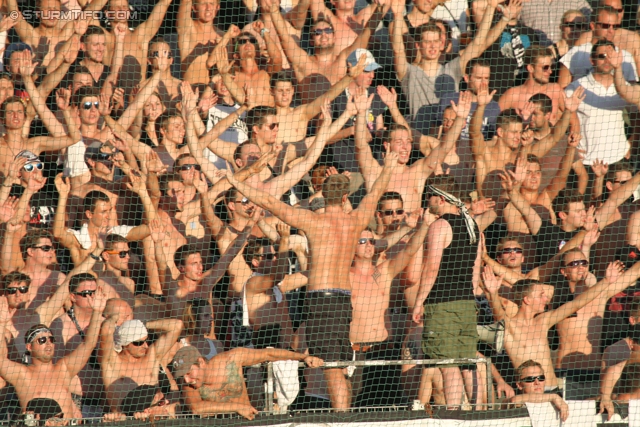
[596,22,620,29]
[565,259,588,268]
[520,375,545,383]
[106,250,129,259]
[82,101,100,110]
[130,339,148,346]
[23,162,43,172]
[502,247,523,255]
[358,238,375,245]
[73,289,96,298]
[179,164,201,172]
[35,336,55,345]
[314,27,334,35]
[264,122,279,130]
[32,245,53,252]
[5,286,28,295]
[381,208,404,217]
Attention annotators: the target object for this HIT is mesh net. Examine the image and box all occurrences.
[0,0,639,425]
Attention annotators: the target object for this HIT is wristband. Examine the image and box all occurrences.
[89,253,101,261]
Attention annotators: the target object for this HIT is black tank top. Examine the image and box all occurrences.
[425,213,478,305]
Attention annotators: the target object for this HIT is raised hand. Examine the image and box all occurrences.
[499,170,519,193]
[125,173,148,195]
[451,91,472,118]
[88,285,108,313]
[55,87,71,112]
[591,159,609,178]
[475,84,496,107]
[245,149,276,176]
[73,18,89,36]
[193,172,208,194]
[18,51,37,78]
[348,54,367,79]
[607,45,623,69]
[149,218,165,242]
[276,222,290,239]
[198,93,218,113]
[98,93,112,117]
[353,86,374,113]
[512,153,527,183]
[54,173,70,197]
[7,157,27,187]
[564,86,586,113]
[114,22,127,41]
[0,14,19,34]
[377,85,397,107]
[520,128,534,147]
[503,0,523,22]
[471,198,496,216]
[518,101,535,121]
[404,209,421,228]
[384,149,400,169]
[0,197,18,224]
[605,260,625,284]
[582,226,600,248]
[180,81,198,117]
[111,87,125,111]
[481,265,504,295]
[320,98,333,125]
[345,94,358,117]
[568,132,581,148]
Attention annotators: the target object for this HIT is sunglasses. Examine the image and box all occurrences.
[358,238,375,245]
[381,208,404,217]
[615,180,629,184]
[234,197,250,205]
[82,101,100,110]
[179,164,201,172]
[520,375,545,383]
[130,339,148,346]
[314,28,334,35]
[593,53,608,59]
[565,259,588,268]
[106,250,129,258]
[23,162,43,172]
[35,336,56,345]
[264,122,279,130]
[596,22,620,29]
[73,289,96,298]
[238,36,258,45]
[540,65,552,71]
[32,245,53,252]
[5,286,28,295]
[501,247,523,255]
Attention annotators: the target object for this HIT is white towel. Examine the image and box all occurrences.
[273,360,300,409]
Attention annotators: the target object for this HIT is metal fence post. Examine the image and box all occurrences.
[266,362,274,414]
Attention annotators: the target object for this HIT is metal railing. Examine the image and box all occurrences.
[264,357,493,414]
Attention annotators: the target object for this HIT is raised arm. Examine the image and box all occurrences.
[135,0,171,43]
[458,0,500,72]
[354,150,399,228]
[595,170,640,229]
[545,132,579,201]
[0,315,28,386]
[388,212,433,277]
[148,318,183,360]
[6,0,36,46]
[610,45,640,105]
[267,0,314,77]
[501,159,543,235]
[354,89,383,188]
[116,67,164,131]
[391,0,409,82]
[183,83,220,183]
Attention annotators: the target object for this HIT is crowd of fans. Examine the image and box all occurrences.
[2,0,640,423]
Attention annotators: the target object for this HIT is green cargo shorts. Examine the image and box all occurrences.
[422,300,478,364]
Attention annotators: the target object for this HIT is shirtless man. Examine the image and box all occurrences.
[87,0,172,91]
[141,37,183,112]
[178,0,224,86]
[350,217,431,404]
[309,0,380,53]
[0,283,107,420]
[267,0,384,87]
[173,345,322,419]
[499,46,567,125]
[471,86,584,197]
[355,89,471,213]
[482,261,640,390]
[509,360,569,421]
[226,147,399,409]
[0,229,66,310]
[99,317,183,412]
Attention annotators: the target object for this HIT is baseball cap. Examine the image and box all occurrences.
[171,346,202,379]
[15,150,40,164]
[346,49,381,73]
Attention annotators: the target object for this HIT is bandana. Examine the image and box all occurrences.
[427,185,477,245]
[25,327,52,344]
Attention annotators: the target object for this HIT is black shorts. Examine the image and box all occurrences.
[305,292,352,362]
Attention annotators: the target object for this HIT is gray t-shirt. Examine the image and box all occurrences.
[401,57,462,119]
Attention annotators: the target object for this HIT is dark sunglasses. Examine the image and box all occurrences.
[381,208,404,217]
[23,162,44,172]
[74,289,96,298]
[520,375,545,383]
[501,247,523,255]
[239,36,258,44]
[82,101,100,110]
[36,336,56,345]
[562,21,589,30]
[179,164,201,172]
[596,22,620,29]
[264,122,279,130]
[106,250,129,259]
[615,180,629,184]
[5,286,28,295]
[314,28,334,35]
[565,259,588,268]
[235,197,250,205]
[32,245,53,252]
[358,238,375,245]
[593,53,609,59]
[540,65,552,71]
[130,339,148,346]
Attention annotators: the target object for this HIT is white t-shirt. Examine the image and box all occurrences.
[566,74,636,165]
[560,44,638,82]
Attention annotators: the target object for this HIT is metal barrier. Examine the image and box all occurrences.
[264,357,493,414]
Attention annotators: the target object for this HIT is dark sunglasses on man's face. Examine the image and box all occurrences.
[32,245,54,252]
[264,122,279,130]
[5,286,28,295]
[381,208,404,217]
[130,339,148,347]
[358,238,375,245]
[238,37,258,45]
[235,197,250,205]
[82,101,100,110]
[314,28,334,35]
[520,375,545,383]
[74,289,96,298]
[107,250,130,259]
[501,247,523,255]
[23,162,44,172]
[596,22,620,29]
[593,53,609,60]
[36,336,56,345]
[179,164,201,172]
[565,259,588,268]
[540,65,552,71]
